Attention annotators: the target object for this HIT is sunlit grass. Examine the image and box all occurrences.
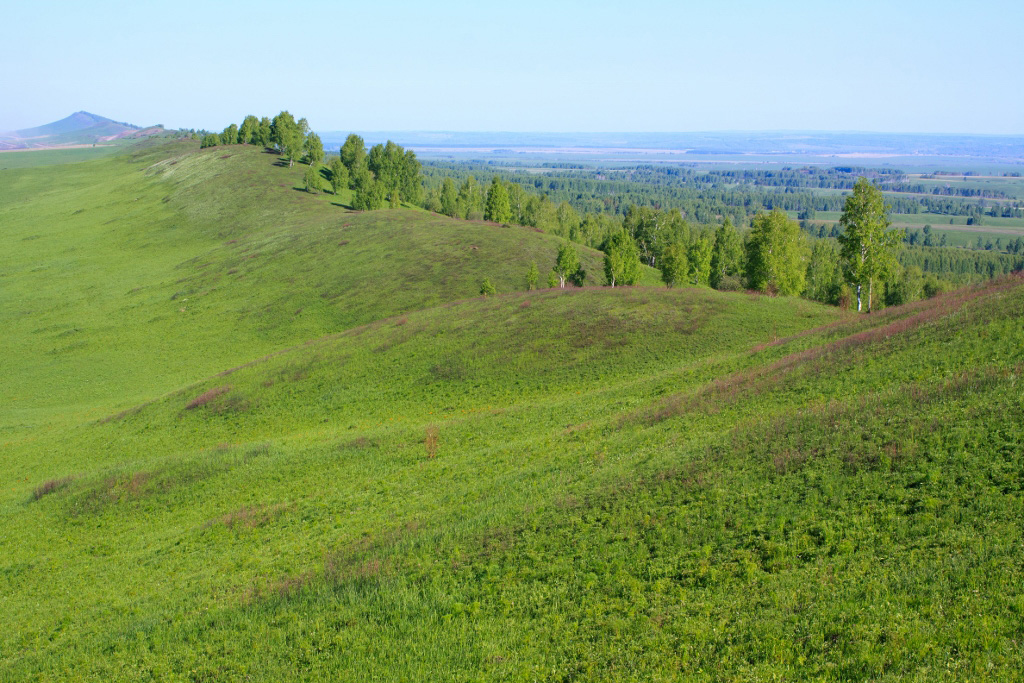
[2,140,1022,681]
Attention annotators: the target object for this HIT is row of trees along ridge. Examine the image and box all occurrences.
[199,113,422,211]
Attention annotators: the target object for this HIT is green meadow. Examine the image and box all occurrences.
[2,141,1023,681]
[0,145,125,169]
[915,227,1023,249]
[801,209,1024,232]
[791,208,1024,251]
[904,174,1024,201]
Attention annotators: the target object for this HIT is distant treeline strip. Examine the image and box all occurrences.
[420,163,1024,226]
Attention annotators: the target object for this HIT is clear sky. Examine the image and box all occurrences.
[2,0,1022,134]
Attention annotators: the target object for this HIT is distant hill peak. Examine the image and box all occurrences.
[1,111,148,150]
[15,111,140,137]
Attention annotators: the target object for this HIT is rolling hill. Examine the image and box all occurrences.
[0,111,163,150]
[1,139,1022,681]
[0,139,657,437]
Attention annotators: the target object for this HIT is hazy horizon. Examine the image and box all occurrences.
[7,111,1024,139]
[3,0,1022,136]
[7,113,1024,142]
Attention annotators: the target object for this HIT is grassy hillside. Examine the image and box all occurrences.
[2,140,1022,681]
[1,140,652,436]
[0,145,125,168]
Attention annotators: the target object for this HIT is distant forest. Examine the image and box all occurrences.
[420,163,1024,224]
[415,161,1024,308]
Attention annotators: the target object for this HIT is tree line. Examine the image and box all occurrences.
[419,162,1024,228]
[472,176,1020,312]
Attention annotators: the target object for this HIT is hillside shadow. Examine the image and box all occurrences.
[261,148,292,167]
[287,186,352,208]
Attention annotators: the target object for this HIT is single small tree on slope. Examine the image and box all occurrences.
[604,230,642,287]
[838,177,904,313]
[271,111,303,167]
[688,233,713,286]
[303,132,325,167]
[303,164,323,194]
[484,177,512,223]
[709,219,744,290]
[659,241,688,288]
[440,177,458,217]
[328,157,349,195]
[745,209,808,296]
[239,115,259,144]
[340,134,367,176]
[526,262,539,290]
[554,242,580,288]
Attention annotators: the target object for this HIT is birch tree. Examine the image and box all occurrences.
[838,178,904,312]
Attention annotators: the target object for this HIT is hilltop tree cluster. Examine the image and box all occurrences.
[197,113,423,210]
[335,134,422,209]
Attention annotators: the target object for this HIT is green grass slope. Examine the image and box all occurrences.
[0,145,125,169]
[2,138,1022,681]
[0,140,652,437]
[3,282,842,679]
[4,275,1024,680]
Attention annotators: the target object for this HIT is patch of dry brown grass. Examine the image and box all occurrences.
[424,424,439,458]
[204,503,287,531]
[185,386,231,410]
[32,476,75,501]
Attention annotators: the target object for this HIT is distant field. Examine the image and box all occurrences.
[403,148,1024,171]
[906,174,1024,200]
[804,186,1023,205]
[914,228,1022,249]
[796,209,1024,233]
[790,209,1024,250]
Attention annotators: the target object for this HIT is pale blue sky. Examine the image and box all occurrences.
[2,0,1022,134]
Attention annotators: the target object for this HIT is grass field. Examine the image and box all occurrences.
[2,140,1023,681]
[1,141,651,436]
[792,209,1024,251]
[0,144,125,168]
[905,174,1024,201]
[911,228,1022,249]
[799,209,1024,231]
